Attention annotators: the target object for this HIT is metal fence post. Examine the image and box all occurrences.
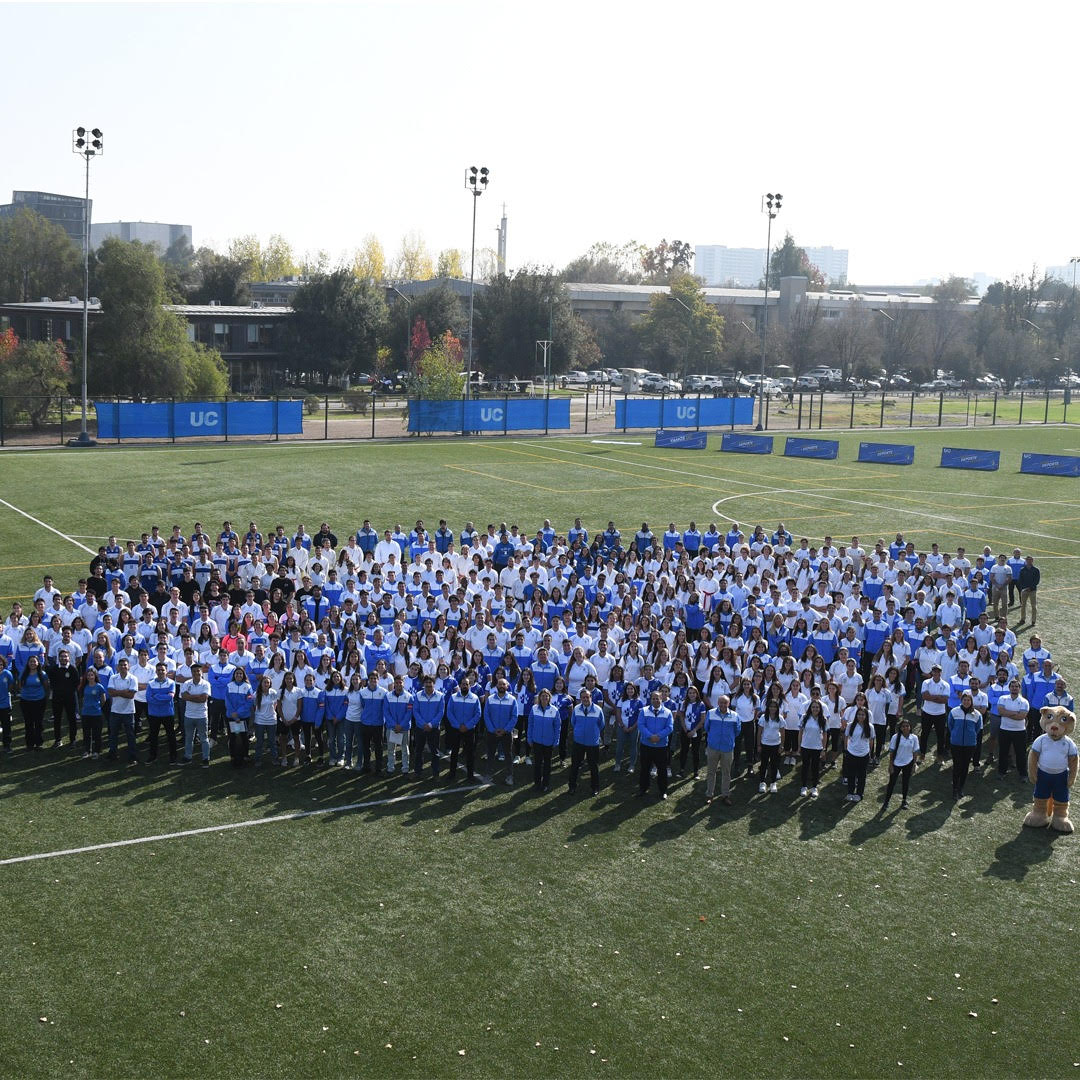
[584,390,590,434]
[622,390,628,433]
[818,391,824,429]
[992,393,998,425]
[1044,390,1050,424]
[504,395,509,437]
[973,394,978,427]
[908,392,914,427]
[764,393,770,430]
[797,394,803,429]
[849,393,855,428]
[879,391,885,428]
[116,396,121,444]
[323,394,329,440]
[58,397,64,445]
[171,397,176,443]
[224,395,229,442]
[807,393,814,429]
[1019,391,1024,424]
[371,391,376,439]
[696,392,702,431]
[274,395,280,442]
[937,392,944,427]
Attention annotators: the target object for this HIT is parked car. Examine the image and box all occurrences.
[586,370,608,385]
[1014,376,1042,390]
[562,370,590,387]
[919,379,951,392]
[794,374,821,391]
[640,373,681,393]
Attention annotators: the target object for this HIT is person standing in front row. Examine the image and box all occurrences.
[703,694,739,806]
[568,687,604,796]
[528,687,560,792]
[411,675,444,780]
[757,699,783,795]
[843,706,873,803]
[445,677,482,782]
[107,656,139,765]
[180,662,211,767]
[146,661,178,764]
[637,690,674,800]
[18,655,50,750]
[947,690,982,801]
[882,717,920,810]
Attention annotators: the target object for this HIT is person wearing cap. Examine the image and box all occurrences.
[919,664,950,764]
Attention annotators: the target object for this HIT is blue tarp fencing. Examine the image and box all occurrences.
[615,397,754,430]
[1020,452,1080,477]
[940,448,1000,471]
[720,432,774,454]
[654,429,708,449]
[94,400,303,439]
[784,437,839,460]
[857,441,915,465]
[407,398,571,433]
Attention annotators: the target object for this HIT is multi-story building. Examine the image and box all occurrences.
[695,243,850,286]
[90,221,192,252]
[0,190,88,242]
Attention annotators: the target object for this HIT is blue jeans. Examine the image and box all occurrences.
[108,711,137,760]
[345,720,364,767]
[184,714,210,761]
[254,724,278,764]
[325,718,344,763]
[615,725,638,769]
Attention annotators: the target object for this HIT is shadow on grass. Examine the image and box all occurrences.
[983,829,1059,881]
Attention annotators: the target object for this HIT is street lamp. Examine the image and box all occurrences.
[68,126,103,447]
[1070,256,1079,291]
[464,165,489,402]
[389,284,412,372]
[757,191,782,429]
[666,290,693,382]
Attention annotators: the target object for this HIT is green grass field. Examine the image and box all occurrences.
[1,425,1078,1079]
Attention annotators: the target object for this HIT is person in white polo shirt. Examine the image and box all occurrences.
[919,665,950,764]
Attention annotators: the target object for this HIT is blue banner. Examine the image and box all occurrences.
[1020,452,1080,477]
[407,398,570,433]
[784,437,839,460]
[940,447,1000,471]
[720,432,774,455]
[858,441,915,465]
[94,400,303,439]
[615,397,754,430]
[654,429,708,449]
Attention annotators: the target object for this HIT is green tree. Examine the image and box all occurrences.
[763,233,825,290]
[473,269,578,379]
[635,273,725,376]
[407,331,465,400]
[436,248,465,278]
[640,239,694,284]
[389,283,465,366]
[0,337,72,429]
[188,249,250,305]
[183,344,228,398]
[0,208,81,303]
[90,237,210,399]
[161,235,199,301]
[285,269,388,386]
[926,275,973,371]
[393,232,434,280]
[560,241,644,284]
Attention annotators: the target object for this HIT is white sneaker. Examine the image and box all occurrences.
[845,793,855,802]
[852,793,862,802]
[799,787,808,797]
[758,782,767,794]
[612,764,621,773]
[810,787,819,798]
[768,782,778,794]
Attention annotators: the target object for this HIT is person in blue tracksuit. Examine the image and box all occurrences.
[225,666,254,767]
[703,695,740,805]
[384,674,413,774]
[528,687,560,792]
[411,676,445,779]
[323,670,349,766]
[0,655,15,752]
[445,678,482,781]
[569,688,604,796]
[484,677,519,785]
[298,672,326,765]
[637,690,674,799]
[356,672,387,774]
[146,662,178,763]
[948,691,983,801]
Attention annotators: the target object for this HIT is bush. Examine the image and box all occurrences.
[304,394,323,416]
[341,387,370,415]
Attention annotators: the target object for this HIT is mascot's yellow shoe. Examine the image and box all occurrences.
[1025,707,1076,834]
[1023,797,1052,829]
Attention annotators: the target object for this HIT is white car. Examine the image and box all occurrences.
[794,375,821,391]
[563,370,590,386]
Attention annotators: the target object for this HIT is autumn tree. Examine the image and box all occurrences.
[763,233,825,290]
[393,232,434,280]
[640,239,694,284]
[436,248,465,278]
[407,331,466,400]
[635,272,725,375]
[0,336,72,429]
[560,241,644,284]
[352,234,386,283]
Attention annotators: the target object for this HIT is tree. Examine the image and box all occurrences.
[634,273,725,375]
[225,234,296,283]
[560,241,644,284]
[285,269,388,386]
[436,248,465,278]
[161,235,199,301]
[640,239,694,284]
[352,234,386,283]
[187,248,250,305]
[90,237,214,399]
[0,208,81,303]
[585,309,650,369]
[393,232,434,280]
[926,275,972,371]
[778,298,825,376]
[0,337,72,430]
[473,268,579,378]
[407,331,465,400]
[763,233,825,290]
[183,345,228,398]
[388,282,466,367]
[875,303,925,382]
[408,318,432,364]
[821,301,877,382]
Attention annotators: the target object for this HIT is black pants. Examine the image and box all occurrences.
[884,760,913,801]
[782,730,799,757]
[359,724,383,772]
[569,743,599,793]
[485,730,513,773]
[228,722,249,766]
[446,726,476,779]
[758,744,780,785]
[873,723,888,761]
[638,743,669,794]
[148,712,177,761]
[52,695,78,744]
[998,728,1026,777]
[22,699,46,748]
[532,744,553,788]
[735,721,756,772]
[82,713,103,755]
[844,751,868,796]
[304,721,326,762]
[0,706,11,749]
[679,731,702,774]
[558,714,571,761]
[920,711,947,757]
[208,699,226,739]
[1026,709,1042,746]
[800,747,821,788]
[413,726,440,777]
[952,745,975,796]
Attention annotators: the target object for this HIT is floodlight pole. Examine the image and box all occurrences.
[757,191,782,430]
[465,165,489,402]
[69,126,102,446]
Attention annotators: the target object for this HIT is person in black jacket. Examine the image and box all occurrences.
[1017,556,1040,627]
[48,648,81,748]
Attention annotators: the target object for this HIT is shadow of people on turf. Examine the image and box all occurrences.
[983,830,1057,881]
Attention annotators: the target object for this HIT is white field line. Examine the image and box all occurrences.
[0,783,491,867]
[0,498,95,554]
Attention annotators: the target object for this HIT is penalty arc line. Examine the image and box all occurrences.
[0,783,491,867]
[0,498,95,554]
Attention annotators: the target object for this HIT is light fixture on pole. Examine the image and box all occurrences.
[757,191,782,430]
[1070,256,1079,292]
[464,165,489,402]
[68,126,103,447]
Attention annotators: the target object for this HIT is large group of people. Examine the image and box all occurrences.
[0,514,1072,816]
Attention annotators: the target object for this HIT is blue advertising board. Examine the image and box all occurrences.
[857,441,915,465]
[615,397,754,430]
[654,429,708,449]
[784,437,839,460]
[1020,452,1080,477]
[94,400,303,439]
[407,398,570,433]
[940,447,1000,471]
[720,432,774,455]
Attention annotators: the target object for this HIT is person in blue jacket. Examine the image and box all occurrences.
[636,689,674,799]
[79,665,108,759]
[146,661,177,763]
[225,666,254,767]
[383,673,413,774]
[323,670,349,766]
[703,694,740,805]
[948,690,983,801]
[569,687,604,796]
[411,675,445,779]
[484,677,519,785]
[445,677,482,781]
[298,671,326,765]
[528,687,560,792]
[356,671,386,774]
[0,655,14,752]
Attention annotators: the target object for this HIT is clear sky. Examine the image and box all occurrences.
[4,0,1078,285]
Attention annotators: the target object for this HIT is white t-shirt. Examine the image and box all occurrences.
[254,686,279,725]
[889,732,920,768]
[758,716,783,747]
[997,693,1029,732]
[107,672,138,715]
[799,716,825,751]
[1031,733,1077,774]
[846,722,872,757]
[180,678,209,720]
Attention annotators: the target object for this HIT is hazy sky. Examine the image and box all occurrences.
[4,1,1078,285]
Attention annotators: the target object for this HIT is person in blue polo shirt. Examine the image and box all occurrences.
[637,689,674,799]
[568,687,604,796]
[703,694,740,806]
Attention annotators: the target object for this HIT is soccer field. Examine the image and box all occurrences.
[0,426,1078,1079]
